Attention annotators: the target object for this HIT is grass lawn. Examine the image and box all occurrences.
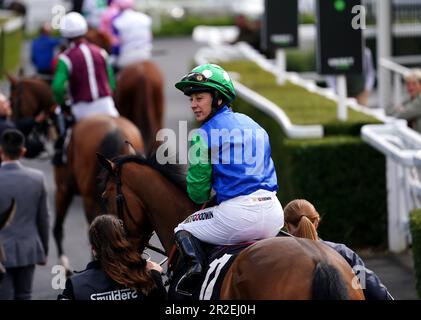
[219,60,379,126]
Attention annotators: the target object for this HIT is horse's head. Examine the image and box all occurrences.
[97,152,194,253]
[7,74,55,121]
[97,153,153,250]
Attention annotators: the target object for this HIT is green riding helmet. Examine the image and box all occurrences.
[175,64,236,103]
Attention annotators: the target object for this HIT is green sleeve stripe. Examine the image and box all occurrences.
[107,61,116,91]
[52,59,69,106]
[186,133,212,204]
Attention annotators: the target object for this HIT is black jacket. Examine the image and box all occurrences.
[58,261,167,300]
[0,117,16,138]
[322,240,394,300]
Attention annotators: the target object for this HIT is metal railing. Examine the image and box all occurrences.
[362,122,421,253]
[379,57,412,111]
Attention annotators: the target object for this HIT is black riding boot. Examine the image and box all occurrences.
[174,230,206,296]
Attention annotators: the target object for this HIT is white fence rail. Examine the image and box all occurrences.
[362,122,421,253]
[379,57,412,113]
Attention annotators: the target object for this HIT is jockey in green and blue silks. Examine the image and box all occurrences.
[171,63,284,297]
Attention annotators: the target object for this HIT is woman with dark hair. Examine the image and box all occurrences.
[284,199,394,300]
[58,215,167,300]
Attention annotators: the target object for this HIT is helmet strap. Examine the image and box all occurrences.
[202,91,224,123]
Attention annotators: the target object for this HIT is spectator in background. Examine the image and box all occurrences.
[232,14,261,51]
[0,93,15,139]
[283,199,393,300]
[0,129,50,300]
[31,23,61,79]
[391,69,421,133]
[58,215,166,300]
[0,93,47,160]
[326,47,375,107]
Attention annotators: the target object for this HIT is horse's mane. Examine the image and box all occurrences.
[100,153,188,194]
[19,77,55,111]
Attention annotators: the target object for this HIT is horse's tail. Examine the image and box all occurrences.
[312,261,349,300]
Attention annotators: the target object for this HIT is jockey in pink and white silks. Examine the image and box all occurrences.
[110,0,153,68]
[52,12,119,122]
[99,0,120,46]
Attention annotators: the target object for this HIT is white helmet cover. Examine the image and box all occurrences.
[60,12,88,38]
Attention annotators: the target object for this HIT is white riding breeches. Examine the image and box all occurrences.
[72,96,119,122]
[174,189,284,245]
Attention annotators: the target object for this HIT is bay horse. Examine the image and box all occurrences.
[98,153,365,300]
[114,61,164,155]
[7,75,144,273]
[85,28,113,54]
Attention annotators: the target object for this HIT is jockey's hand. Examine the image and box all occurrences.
[147,260,163,274]
[37,257,48,266]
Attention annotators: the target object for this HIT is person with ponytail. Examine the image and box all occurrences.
[58,215,166,300]
[284,199,394,300]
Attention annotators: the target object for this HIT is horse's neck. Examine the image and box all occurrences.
[126,163,197,254]
[24,81,50,116]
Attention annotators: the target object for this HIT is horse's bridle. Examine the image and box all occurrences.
[111,162,167,258]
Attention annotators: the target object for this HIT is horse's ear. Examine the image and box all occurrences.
[6,72,17,86]
[96,153,115,175]
[0,199,16,230]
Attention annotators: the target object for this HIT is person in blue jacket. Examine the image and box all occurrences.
[284,199,394,300]
[173,63,284,296]
[31,23,61,78]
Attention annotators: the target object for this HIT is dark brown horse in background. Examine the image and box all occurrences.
[114,61,164,155]
[98,153,365,300]
[7,75,144,273]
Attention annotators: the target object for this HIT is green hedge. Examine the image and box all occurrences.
[410,209,421,298]
[233,98,387,247]
[153,15,235,38]
[217,60,387,247]
[286,49,316,72]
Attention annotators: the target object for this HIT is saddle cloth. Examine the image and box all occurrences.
[168,231,292,300]
[168,242,252,300]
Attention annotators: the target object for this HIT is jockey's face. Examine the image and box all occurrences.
[190,92,213,122]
